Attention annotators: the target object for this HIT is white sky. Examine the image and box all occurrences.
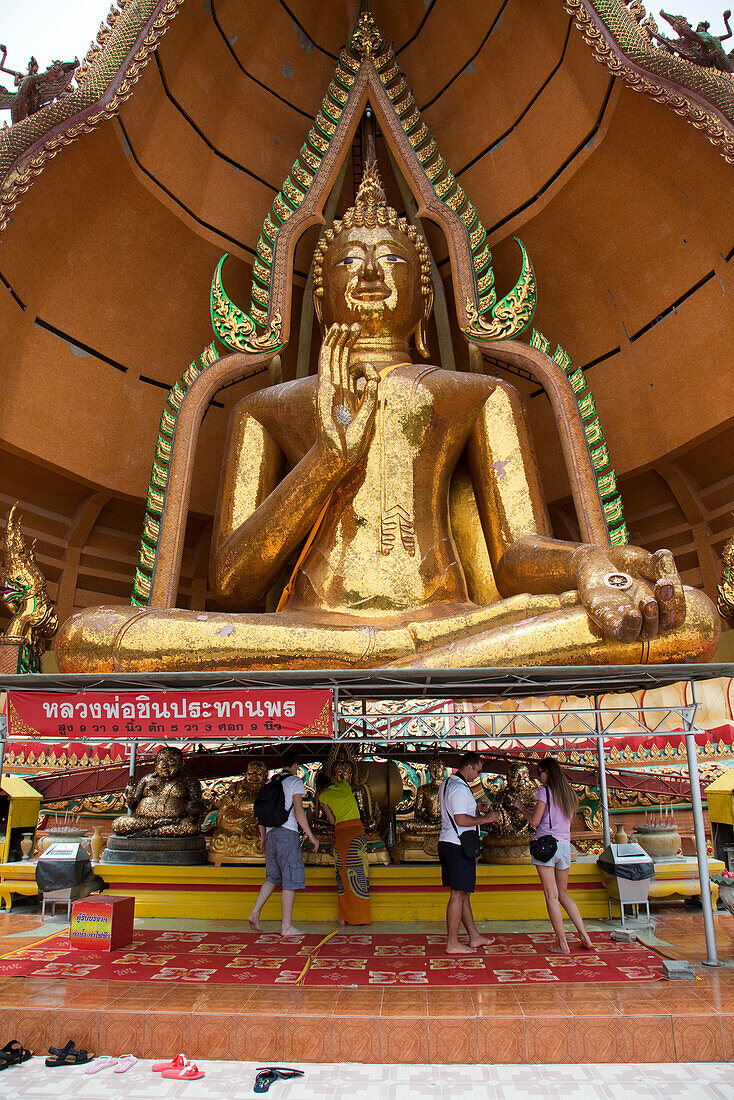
[0,0,728,73]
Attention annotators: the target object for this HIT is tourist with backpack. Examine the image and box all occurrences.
[247,750,319,937]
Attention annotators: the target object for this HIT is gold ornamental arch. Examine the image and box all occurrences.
[131,3,625,610]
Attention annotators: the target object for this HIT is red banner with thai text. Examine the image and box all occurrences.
[7,690,333,742]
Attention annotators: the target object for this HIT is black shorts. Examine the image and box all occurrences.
[438,841,476,893]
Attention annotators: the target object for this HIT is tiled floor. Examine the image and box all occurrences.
[0,1059,732,1099]
[1,907,733,1064]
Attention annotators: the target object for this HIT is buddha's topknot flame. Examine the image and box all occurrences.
[350,157,387,227]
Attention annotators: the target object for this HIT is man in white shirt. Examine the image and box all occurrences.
[438,750,498,955]
[247,750,319,937]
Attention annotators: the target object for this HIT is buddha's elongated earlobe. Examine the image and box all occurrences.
[414,283,434,359]
[314,287,324,331]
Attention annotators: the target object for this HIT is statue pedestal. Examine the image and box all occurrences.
[365,836,390,866]
[391,830,439,863]
[208,836,265,866]
[482,834,532,865]
[304,835,390,866]
[101,834,207,866]
[0,639,24,674]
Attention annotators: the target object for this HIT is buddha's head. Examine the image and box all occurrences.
[245,760,268,788]
[156,746,183,778]
[427,752,444,783]
[313,160,434,357]
[507,762,531,791]
[332,759,354,784]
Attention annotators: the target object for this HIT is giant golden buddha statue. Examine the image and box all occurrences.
[55,163,719,672]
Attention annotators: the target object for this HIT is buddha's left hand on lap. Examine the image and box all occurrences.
[573,544,685,643]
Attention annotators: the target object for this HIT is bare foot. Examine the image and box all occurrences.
[247,914,262,932]
[548,942,571,956]
[468,935,491,948]
[281,925,304,937]
[580,935,594,950]
[339,919,346,926]
[446,943,476,955]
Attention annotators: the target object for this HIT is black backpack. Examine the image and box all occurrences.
[253,771,290,827]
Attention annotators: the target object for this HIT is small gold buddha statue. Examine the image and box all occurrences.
[391,750,445,863]
[482,762,537,864]
[209,760,268,865]
[55,161,720,673]
[112,746,204,838]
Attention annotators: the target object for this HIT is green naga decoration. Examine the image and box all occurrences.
[209,0,536,358]
[530,330,628,545]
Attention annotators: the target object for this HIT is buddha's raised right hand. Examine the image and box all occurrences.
[316,322,380,469]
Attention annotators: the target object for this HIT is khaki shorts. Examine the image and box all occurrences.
[265,827,305,890]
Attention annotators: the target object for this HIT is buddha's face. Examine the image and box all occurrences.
[508,763,530,790]
[156,748,181,778]
[428,758,443,782]
[332,760,353,784]
[321,224,423,342]
[245,761,267,786]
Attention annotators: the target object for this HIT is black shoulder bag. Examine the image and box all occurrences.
[444,776,482,860]
[528,786,558,863]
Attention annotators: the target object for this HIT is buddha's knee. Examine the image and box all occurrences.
[55,605,144,673]
[651,586,721,664]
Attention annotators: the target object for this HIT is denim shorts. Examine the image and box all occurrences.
[265,827,305,890]
[531,841,572,870]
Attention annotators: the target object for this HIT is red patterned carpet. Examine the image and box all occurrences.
[0,929,663,986]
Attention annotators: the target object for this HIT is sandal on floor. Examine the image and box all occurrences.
[254,1067,305,1093]
[45,1041,93,1067]
[114,1054,138,1073]
[0,1040,32,1069]
[161,1059,205,1080]
[152,1052,187,1073]
[85,1056,118,1075]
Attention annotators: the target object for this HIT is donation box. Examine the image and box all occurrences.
[69,894,135,952]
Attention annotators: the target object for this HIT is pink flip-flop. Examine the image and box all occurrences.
[152,1053,187,1073]
[114,1054,138,1073]
[162,1059,205,1081]
[85,1056,118,1074]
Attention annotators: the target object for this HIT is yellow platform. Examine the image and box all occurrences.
[1,855,722,920]
[0,858,607,920]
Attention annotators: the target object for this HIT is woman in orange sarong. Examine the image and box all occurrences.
[318,778,371,926]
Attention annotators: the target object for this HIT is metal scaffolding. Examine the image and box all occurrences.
[1,662,729,964]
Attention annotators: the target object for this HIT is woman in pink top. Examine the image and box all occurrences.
[514,757,593,955]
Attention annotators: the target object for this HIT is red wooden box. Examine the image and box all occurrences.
[69,895,135,952]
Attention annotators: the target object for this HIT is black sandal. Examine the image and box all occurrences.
[0,1040,32,1069]
[45,1041,93,1067]
[254,1067,305,1093]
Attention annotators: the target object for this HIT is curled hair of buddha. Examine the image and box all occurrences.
[313,158,434,358]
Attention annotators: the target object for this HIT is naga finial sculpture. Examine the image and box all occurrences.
[653,10,734,72]
[1,503,58,671]
[0,46,78,124]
